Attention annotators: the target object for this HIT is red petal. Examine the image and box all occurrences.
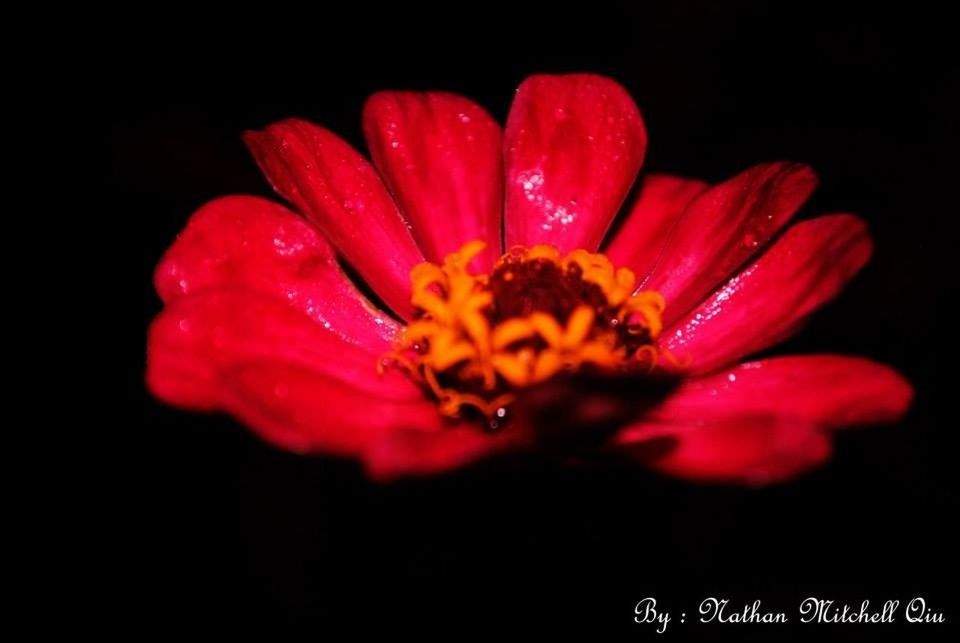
[220,362,441,455]
[147,290,421,411]
[618,416,830,485]
[504,74,647,252]
[154,195,400,349]
[604,173,708,277]
[363,91,503,270]
[664,214,873,374]
[646,162,818,325]
[244,119,423,318]
[147,290,534,473]
[645,355,913,430]
[362,423,526,481]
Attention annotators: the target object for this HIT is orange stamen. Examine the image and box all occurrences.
[382,240,671,422]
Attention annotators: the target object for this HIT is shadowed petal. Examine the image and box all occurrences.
[220,362,441,455]
[604,173,708,278]
[617,416,830,485]
[363,423,527,480]
[643,355,912,430]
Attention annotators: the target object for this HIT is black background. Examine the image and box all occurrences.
[119,2,957,639]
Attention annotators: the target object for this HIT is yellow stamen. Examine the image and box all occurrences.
[492,318,537,350]
[529,312,565,348]
[491,348,537,388]
[524,244,561,262]
[532,349,563,383]
[564,306,595,348]
[383,239,669,423]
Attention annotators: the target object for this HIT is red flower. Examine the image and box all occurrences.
[147,74,912,484]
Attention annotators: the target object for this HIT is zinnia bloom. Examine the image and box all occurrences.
[147,73,912,484]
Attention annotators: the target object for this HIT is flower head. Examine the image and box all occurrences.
[388,240,666,424]
[148,74,912,483]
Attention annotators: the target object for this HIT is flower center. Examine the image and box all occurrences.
[381,240,666,428]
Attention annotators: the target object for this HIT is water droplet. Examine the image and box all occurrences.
[742,232,759,248]
[390,141,400,149]
[487,407,509,432]
[458,113,471,124]
[727,373,737,382]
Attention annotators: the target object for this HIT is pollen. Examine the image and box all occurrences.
[381,240,666,425]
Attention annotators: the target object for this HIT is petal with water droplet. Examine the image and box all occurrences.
[154,195,400,350]
[646,162,818,325]
[632,355,913,431]
[244,119,424,319]
[504,74,647,252]
[663,214,873,373]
